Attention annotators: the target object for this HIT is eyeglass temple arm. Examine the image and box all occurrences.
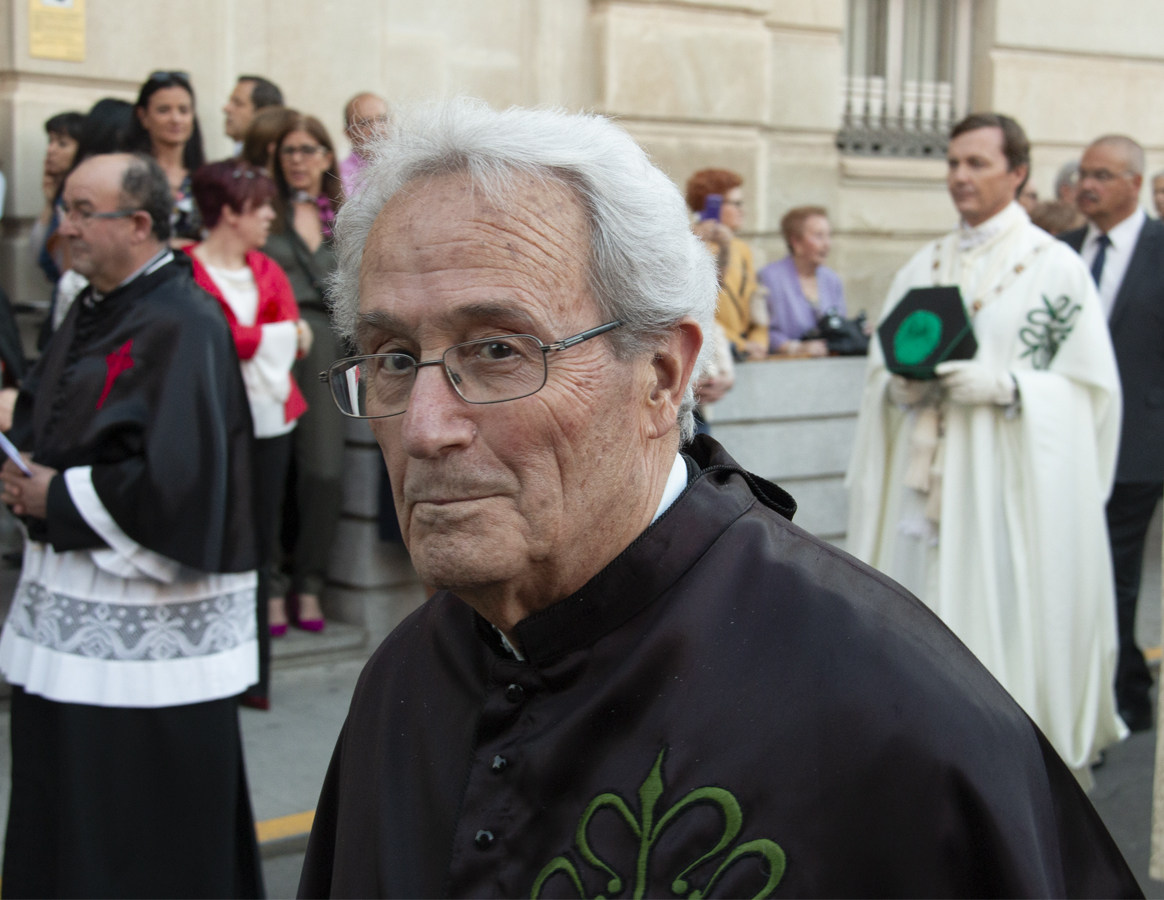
[545,320,623,352]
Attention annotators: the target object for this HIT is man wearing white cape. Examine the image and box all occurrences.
[847,113,1125,782]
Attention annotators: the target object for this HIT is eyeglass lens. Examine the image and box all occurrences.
[281,144,321,157]
[329,335,550,418]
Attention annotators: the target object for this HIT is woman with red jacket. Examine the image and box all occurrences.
[187,159,310,709]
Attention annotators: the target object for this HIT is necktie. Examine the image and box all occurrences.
[1091,233,1111,286]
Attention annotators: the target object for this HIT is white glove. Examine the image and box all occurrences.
[935,361,1017,406]
[887,375,937,408]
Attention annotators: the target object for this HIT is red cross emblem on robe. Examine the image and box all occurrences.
[97,340,134,410]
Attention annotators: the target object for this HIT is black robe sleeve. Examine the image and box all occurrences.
[20,262,258,573]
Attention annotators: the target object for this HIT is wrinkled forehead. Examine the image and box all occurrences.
[356,171,593,335]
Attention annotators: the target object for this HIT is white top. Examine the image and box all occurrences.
[202,261,299,439]
[1080,206,1147,316]
[204,260,259,325]
[0,466,258,707]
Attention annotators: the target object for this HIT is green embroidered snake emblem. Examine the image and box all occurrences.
[1019,294,1081,370]
[530,748,785,899]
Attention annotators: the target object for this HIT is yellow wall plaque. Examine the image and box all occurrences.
[29,0,86,62]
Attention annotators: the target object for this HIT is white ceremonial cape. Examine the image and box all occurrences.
[846,202,1125,778]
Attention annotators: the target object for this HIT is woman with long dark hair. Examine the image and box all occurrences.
[127,70,206,245]
[263,113,344,636]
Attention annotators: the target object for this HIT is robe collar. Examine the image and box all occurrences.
[957,200,1028,252]
[478,435,796,666]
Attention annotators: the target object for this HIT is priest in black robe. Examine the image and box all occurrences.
[300,99,1141,898]
[0,153,263,898]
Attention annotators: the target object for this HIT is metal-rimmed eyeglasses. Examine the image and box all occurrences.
[55,202,143,226]
[320,320,623,418]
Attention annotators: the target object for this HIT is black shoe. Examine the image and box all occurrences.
[1119,703,1154,733]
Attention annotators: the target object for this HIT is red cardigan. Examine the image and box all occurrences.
[186,247,308,425]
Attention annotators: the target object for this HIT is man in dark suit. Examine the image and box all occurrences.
[1063,134,1163,732]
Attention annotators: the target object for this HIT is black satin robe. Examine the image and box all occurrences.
[11,254,257,573]
[300,436,1140,899]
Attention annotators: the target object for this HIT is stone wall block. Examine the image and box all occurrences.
[597,3,769,123]
[767,28,843,131]
[779,476,848,539]
[323,583,429,649]
[712,417,858,482]
[766,0,844,29]
[343,445,384,519]
[344,416,380,448]
[328,517,418,590]
[711,357,866,421]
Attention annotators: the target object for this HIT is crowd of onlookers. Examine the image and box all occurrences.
[21,71,393,710]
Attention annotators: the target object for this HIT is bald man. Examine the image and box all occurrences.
[1063,134,1164,733]
[0,153,262,896]
[340,92,390,196]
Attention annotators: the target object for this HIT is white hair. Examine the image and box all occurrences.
[329,97,718,443]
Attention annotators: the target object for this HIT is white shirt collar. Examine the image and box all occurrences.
[91,248,174,304]
[957,201,1028,251]
[650,453,688,526]
[1084,206,1146,252]
[494,453,689,662]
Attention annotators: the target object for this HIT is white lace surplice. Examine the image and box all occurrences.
[0,466,257,708]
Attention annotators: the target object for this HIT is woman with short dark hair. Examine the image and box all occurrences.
[127,71,206,245]
[263,113,345,635]
[188,160,310,707]
[760,206,847,356]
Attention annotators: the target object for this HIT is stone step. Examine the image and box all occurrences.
[270,622,369,671]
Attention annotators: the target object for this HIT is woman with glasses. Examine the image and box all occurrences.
[263,113,344,635]
[685,168,767,362]
[187,160,310,709]
[127,71,206,246]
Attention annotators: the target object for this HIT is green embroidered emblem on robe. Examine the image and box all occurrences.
[531,748,786,899]
[1019,294,1081,370]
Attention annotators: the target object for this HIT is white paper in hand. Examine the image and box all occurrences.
[0,431,32,476]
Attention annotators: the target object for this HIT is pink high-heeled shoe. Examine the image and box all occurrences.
[289,592,326,633]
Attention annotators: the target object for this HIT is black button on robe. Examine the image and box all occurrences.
[300,437,1139,899]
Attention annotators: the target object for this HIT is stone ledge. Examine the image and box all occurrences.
[328,518,419,590]
[324,583,430,650]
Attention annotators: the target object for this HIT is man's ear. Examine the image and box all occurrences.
[130,210,156,244]
[643,317,703,441]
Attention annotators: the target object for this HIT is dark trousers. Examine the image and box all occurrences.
[275,307,346,599]
[1106,480,1163,714]
[245,433,294,702]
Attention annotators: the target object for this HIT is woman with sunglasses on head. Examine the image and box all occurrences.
[127,71,206,246]
[263,113,344,636]
[187,160,310,709]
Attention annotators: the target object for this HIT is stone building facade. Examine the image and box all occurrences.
[0,0,1162,637]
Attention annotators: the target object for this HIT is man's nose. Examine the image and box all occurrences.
[398,362,475,459]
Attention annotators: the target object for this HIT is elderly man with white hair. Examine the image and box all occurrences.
[298,100,1137,898]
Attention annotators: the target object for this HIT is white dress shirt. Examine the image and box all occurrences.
[1081,206,1146,316]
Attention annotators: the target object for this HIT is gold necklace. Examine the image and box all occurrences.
[931,238,1053,315]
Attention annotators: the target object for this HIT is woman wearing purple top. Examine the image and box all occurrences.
[760,206,846,356]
